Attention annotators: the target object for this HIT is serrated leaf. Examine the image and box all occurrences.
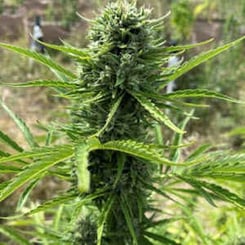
[186,144,212,161]
[140,91,209,108]
[97,195,115,245]
[164,89,243,103]
[184,152,245,183]
[170,110,194,162]
[164,36,245,83]
[131,92,184,134]
[17,178,40,211]
[186,153,245,175]
[100,139,200,167]
[179,176,245,208]
[75,141,90,193]
[0,100,38,148]
[177,175,216,207]
[0,42,76,79]
[204,173,245,182]
[138,237,153,245]
[144,231,180,245]
[180,205,210,245]
[120,194,138,245]
[0,150,9,157]
[0,146,68,164]
[138,175,176,201]
[165,38,213,53]
[38,40,90,60]
[203,181,245,208]
[96,94,124,137]
[146,218,180,229]
[0,225,31,245]
[0,164,21,173]
[0,146,73,202]
[0,129,23,152]
[27,192,76,215]
[102,140,178,166]
[1,80,77,88]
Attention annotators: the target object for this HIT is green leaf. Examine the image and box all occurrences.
[139,91,209,108]
[144,231,180,245]
[27,192,77,215]
[177,175,216,207]
[169,110,194,162]
[96,94,124,137]
[164,89,243,103]
[0,42,76,79]
[0,145,73,202]
[145,218,180,229]
[0,146,68,164]
[179,176,245,208]
[0,225,31,245]
[100,139,201,167]
[186,144,211,161]
[229,127,245,136]
[97,195,115,245]
[138,237,153,245]
[180,205,210,245]
[164,36,245,83]
[120,194,138,245]
[0,164,21,173]
[202,173,245,182]
[202,181,245,208]
[131,92,184,134]
[165,38,213,53]
[1,80,77,88]
[102,140,181,166]
[0,100,38,148]
[138,175,176,201]
[17,178,40,211]
[184,152,245,182]
[75,141,90,193]
[186,153,245,174]
[38,40,90,60]
[0,150,9,157]
[0,129,23,152]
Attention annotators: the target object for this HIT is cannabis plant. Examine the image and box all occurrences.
[0,1,245,244]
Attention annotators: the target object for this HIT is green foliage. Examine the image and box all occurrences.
[0,1,245,244]
[164,36,245,83]
[170,0,194,40]
[0,0,3,14]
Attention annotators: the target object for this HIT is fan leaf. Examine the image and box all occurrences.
[0,42,76,79]
[0,100,38,148]
[0,145,73,202]
[1,80,77,88]
[164,36,245,83]
[0,129,23,152]
[164,89,242,103]
[131,92,184,134]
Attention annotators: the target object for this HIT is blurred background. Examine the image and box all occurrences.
[0,0,244,244]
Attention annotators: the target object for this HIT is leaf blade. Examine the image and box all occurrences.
[164,89,243,103]
[164,36,245,83]
[0,42,76,79]
[131,92,184,134]
[0,146,73,202]
[0,129,23,152]
[1,80,77,89]
[0,100,38,148]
